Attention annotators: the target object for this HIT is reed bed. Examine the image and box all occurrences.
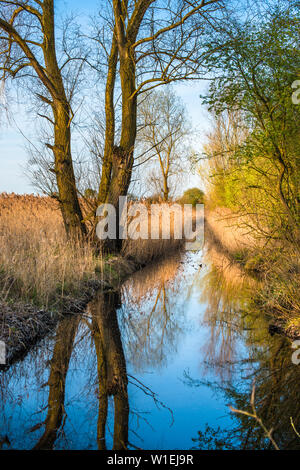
[122,201,186,264]
[205,208,257,254]
[0,193,100,309]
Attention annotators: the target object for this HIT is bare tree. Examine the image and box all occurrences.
[203,109,249,178]
[137,88,192,201]
[0,1,86,237]
[95,1,224,203]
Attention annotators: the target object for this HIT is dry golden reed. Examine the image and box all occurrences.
[0,193,100,308]
[205,208,257,254]
[122,201,186,263]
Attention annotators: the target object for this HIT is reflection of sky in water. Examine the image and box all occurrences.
[0,251,284,450]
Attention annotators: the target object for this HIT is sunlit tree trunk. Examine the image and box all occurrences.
[105,47,137,207]
[42,1,86,238]
[98,34,118,205]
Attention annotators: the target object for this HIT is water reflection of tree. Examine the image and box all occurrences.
[119,255,189,371]
[89,291,129,450]
[1,252,189,449]
[32,290,129,450]
[34,316,80,449]
[190,246,300,450]
[1,252,200,449]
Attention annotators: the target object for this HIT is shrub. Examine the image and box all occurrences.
[178,188,204,206]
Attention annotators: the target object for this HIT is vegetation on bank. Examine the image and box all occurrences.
[0,1,298,345]
[206,208,300,338]
[200,5,300,335]
[190,239,300,450]
[0,194,98,310]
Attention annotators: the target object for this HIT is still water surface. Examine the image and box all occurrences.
[1,244,299,450]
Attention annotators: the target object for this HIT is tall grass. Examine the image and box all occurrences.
[122,201,185,263]
[0,193,99,308]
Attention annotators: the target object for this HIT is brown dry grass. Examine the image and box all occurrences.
[0,193,100,308]
[205,208,257,254]
[121,201,185,263]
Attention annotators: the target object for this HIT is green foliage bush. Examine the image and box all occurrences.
[178,188,204,206]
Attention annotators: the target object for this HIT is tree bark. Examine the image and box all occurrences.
[163,177,169,202]
[42,0,86,238]
[106,37,137,207]
[51,100,86,237]
[98,33,118,205]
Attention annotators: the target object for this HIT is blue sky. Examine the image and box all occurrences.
[0,1,210,195]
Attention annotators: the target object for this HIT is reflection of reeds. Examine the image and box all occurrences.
[0,193,98,307]
[123,253,181,302]
[203,244,258,290]
[199,241,262,379]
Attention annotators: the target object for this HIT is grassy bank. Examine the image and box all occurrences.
[206,208,300,338]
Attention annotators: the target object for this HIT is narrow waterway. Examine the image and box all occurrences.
[0,243,299,450]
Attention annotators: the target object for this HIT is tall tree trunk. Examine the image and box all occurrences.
[107,44,138,206]
[42,0,86,238]
[98,34,118,205]
[98,0,152,250]
[105,45,137,249]
[163,177,169,202]
[99,41,137,250]
[51,99,86,238]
